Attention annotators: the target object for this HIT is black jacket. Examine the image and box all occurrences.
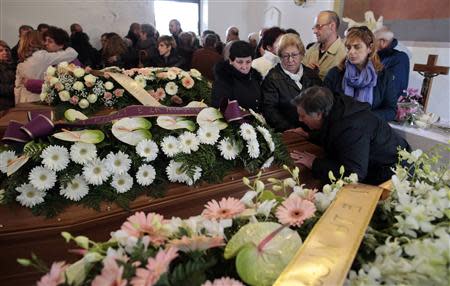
[312,93,409,184]
[211,60,262,112]
[262,64,322,131]
[324,66,397,121]
[149,50,185,69]
[0,62,16,110]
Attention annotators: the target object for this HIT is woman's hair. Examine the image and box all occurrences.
[340,26,383,72]
[18,30,44,62]
[43,26,70,48]
[276,33,305,57]
[261,27,285,50]
[229,40,253,61]
[0,40,12,62]
[102,33,127,59]
[140,24,155,38]
[292,86,334,117]
[157,35,176,49]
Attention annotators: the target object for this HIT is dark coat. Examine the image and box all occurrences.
[191,47,223,81]
[378,38,410,97]
[262,64,322,131]
[324,66,397,121]
[0,62,16,110]
[311,93,409,184]
[149,50,185,69]
[211,60,262,112]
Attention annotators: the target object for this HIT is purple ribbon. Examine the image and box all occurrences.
[222,100,250,123]
[2,105,204,145]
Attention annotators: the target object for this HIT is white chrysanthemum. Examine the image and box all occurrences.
[82,159,110,185]
[41,145,70,171]
[218,137,240,160]
[134,75,147,88]
[257,126,275,152]
[0,150,17,173]
[166,160,188,183]
[16,183,45,207]
[261,156,274,169]
[59,175,89,201]
[111,173,133,193]
[197,127,220,145]
[105,151,131,175]
[136,139,159,162]
[189,68,202,78]
[178,132,200,154]
[136,164,156,186]
[247,140,260,158]
[160,136,180,157]
[167,71,177,80]
[185,166,202,186]
[165,82,178,95]
[29,166,57,191]
[239,123,257,141]
[70,142,97,165]
[104,81,114,90]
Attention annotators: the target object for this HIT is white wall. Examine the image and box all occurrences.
[1,0,449,121]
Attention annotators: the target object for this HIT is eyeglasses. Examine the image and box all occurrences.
[281,52,301,61]
[312,22,331,30]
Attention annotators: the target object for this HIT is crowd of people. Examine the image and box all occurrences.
[0,10,411,185]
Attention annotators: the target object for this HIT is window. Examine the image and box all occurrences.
[154,0,200,35]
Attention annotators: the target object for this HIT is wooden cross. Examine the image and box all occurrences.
[413,54,449,112]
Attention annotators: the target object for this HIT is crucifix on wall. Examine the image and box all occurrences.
[413,55,449,112]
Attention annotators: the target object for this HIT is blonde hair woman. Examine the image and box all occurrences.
[14,30,78,104]
[261,33,322,132]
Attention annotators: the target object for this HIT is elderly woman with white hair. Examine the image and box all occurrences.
[262,33,322,132]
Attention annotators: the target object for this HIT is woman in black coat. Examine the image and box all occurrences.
[262,33,322,132]
[211,41,262,112]
[0,41,16,110]
[324,26,397,121]
[150,35,185,68]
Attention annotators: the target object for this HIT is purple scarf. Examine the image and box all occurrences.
[342,60,377,105]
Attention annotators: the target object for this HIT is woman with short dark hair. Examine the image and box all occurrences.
[0,41,16,110]
[211,40,262,112]
[149,35,184,68]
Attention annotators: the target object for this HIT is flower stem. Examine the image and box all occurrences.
[257,224,286,253]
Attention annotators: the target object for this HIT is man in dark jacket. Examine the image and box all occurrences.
[291,86,409,185]
[374,26,410,98]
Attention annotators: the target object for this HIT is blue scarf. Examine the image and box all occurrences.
[342,60,377,105]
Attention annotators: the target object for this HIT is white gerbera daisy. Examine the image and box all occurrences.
[166,160,188,183]
[59,175,89,201]
[16,183,45,207]
[185,166,202,186]
[160,136,180,157]
[165,82,178,95]
[218,137,240,160]
[0,150,16,173]
[41,145,70,171]
[83,159,110,185]
[70,142,97,165]
[111,173,133,193]
[29,166,57,191]
[178,132,200,154]
[239,123,257,141]
[105,151,131,175]
[136,139,159,162]
[247,140,260,158]
[197,127,220,145]
[257,126,275,152]
[136,164,156,186]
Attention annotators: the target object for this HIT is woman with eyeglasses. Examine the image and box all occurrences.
[262,33,322,132]
[211,40,262,112]
[324,26,397,121]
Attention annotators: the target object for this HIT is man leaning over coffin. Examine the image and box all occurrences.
[290,86,410,185]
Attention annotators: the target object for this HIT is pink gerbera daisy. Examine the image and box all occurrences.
[130,247,178,286]
[91,256,127,286]
[37,261,67,286]
[202,197,245,220]
[121,212,167,245]
[201,277,245,286]
[168,235,225,252]
[275,195,316,227]
[181,76,194,89]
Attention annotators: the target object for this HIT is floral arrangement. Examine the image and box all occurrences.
[40,63,211,117]
[0,107,290,217]
[347,145,450,285]
[396,88,422,123]
[18,146,450,285]
[19,165,356,286]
